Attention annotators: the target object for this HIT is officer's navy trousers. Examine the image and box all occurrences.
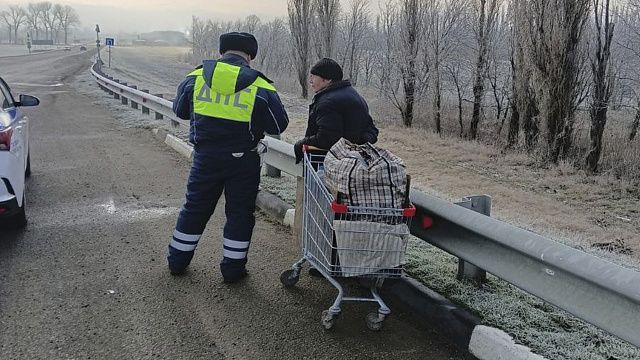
[169,147,261,276]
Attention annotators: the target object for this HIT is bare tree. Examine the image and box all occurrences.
[506,40,520,147]
[446,63,468,138]
[586,0,615,172]
[256,18,289,74]
[39,2,54,41]
[341,0,370,84]
[288,0,312,98]
[508,1,523,148]
[377,1,397,93]
[26,3,43,39]
[361,31,378,85]
[392,0,426,127]
[469,0,501,139]
[520,0,591,162]
[0,11,11,44]
[509,0,541,150]
[190,17,233,62]
[312,0,340,58]
[426,0,467,134]
[489,11,512,138]
[53,4,79,45]
[190,16,208,61]
[243,14,261,33]
[615,0,640,141]
[1,5,26,45]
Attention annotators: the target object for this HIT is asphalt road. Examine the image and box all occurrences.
[0,50,468,359]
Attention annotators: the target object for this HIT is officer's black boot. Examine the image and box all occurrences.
[220,258,248,283]
[167,246,195,275]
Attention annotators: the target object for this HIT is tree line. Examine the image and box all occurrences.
[191,0,640,177]
[0,2,80,45]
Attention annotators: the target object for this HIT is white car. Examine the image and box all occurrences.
[0,77,39,228]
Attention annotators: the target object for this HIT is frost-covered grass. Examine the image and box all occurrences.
[0,44,62,57]
[0,44,30,57]
[72,68,189,140]
[259,172,297,206]
[405,239,640,360]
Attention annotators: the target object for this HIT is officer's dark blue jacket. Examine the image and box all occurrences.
[173,54,289,152]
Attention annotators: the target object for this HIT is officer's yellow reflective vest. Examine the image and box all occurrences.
[188,62,276,123]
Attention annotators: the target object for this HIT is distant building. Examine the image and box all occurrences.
[140,31,188,46]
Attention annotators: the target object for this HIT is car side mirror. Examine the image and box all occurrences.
[17,94,40,107]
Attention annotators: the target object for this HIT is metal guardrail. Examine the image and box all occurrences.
[90,62,640,347]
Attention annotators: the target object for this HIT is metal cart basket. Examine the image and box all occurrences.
[280,150,415,330]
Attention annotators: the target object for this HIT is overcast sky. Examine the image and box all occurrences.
[0,0,289,33]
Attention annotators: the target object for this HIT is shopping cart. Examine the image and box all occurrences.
[280,148,415,331]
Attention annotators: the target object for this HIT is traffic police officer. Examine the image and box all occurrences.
[168,32,289,283]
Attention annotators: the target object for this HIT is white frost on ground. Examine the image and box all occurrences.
[71,68,189,141]
[260,173,298,206]
[405,239,640,360]
[0,45,32,57]
[0,44,63,58]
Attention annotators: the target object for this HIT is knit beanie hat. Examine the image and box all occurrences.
[219,32,258,60]
[310,58,343,81]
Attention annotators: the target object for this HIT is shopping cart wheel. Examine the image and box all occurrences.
[280,269,300,287]
[365,312,385,331]
[321,310,336,330]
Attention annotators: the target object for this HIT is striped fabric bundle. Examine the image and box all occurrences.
[324,138,407,209]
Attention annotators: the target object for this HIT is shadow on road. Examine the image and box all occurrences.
[0,226,26,256]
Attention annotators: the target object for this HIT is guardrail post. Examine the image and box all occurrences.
[105,76,114,95]
[113,79,121,99]
[454,195,490,285]
[154,93,164,120]
[141,90,150,115]
[120,82,129,105]
[130,85,139,109]
[265,134,282,177]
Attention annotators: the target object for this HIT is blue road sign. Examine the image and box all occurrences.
[105,38,115,46]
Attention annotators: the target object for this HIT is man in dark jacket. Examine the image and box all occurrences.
[168,32,289,283]
[293,58,378,163]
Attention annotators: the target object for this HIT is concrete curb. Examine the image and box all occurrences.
[255,190,294,225]
[154,128,546,360]
[382,276,481,350]
[165,134,193,160]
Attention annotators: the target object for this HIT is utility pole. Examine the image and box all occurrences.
[95,24,101,63]
[26,32,32,54]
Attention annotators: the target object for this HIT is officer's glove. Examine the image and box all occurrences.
[294,139,306,164]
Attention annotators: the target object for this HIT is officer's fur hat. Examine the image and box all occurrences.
[219,32,258,60]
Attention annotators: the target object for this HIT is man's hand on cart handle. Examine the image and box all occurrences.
[303,144,324,151]
[294,139,306,164]
[294,139,328,164]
